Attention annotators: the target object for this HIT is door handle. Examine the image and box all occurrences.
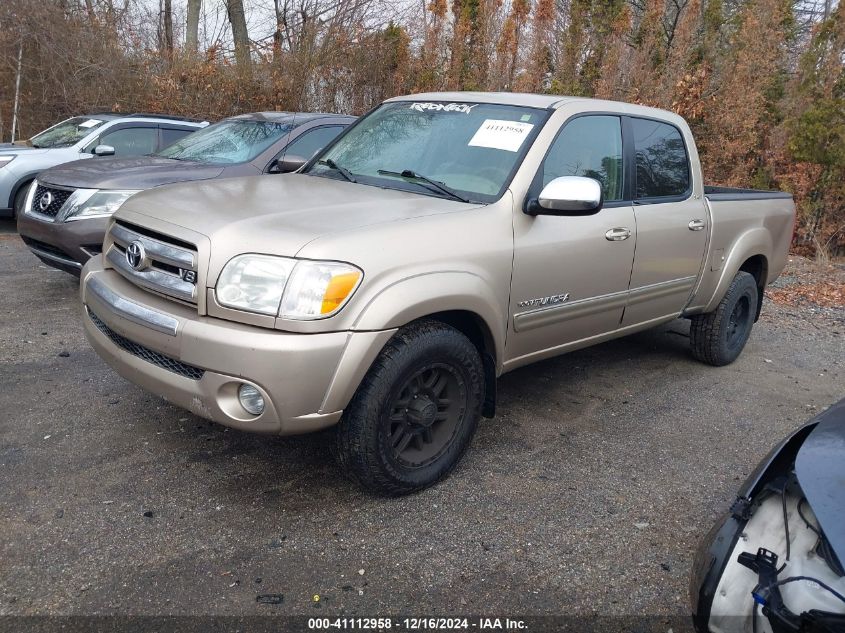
[688,219,706,231]
[605,227,631,241]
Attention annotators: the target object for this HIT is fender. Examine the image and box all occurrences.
[6,172,38,211]
[318,272,506,415]
[701,227,772,313]
[351,270,506,364]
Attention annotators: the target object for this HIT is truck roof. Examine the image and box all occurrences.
[386,92,686,125]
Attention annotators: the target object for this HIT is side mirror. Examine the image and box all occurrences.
[526,176,603,216]
[92,144,115,157]
[269,155,307,174]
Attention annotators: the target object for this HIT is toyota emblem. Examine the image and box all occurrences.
[126,241,147,271]
[38,191,53,211]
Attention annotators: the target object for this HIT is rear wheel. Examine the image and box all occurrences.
[333,319,484,496]
[12,181,32,218]
[690,271,758,366]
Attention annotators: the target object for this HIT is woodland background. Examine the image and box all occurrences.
[0,0,843,255]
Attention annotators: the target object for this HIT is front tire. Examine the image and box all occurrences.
[690,271,758,366]
[334,319,484,496]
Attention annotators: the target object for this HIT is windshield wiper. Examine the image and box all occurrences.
[318,158,357,183]
[377,169,469,203]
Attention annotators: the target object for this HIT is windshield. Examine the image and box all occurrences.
[305,101,548,203]
[30,117,105,148]
[156,119,295,164]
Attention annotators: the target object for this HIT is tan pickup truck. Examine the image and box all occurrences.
[80,92,795,495]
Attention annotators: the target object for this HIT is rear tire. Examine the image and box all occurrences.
[333,319,484,496]
[690,271,758,366]
[12,181,32,218]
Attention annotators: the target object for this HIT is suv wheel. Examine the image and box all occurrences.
[334,319,484,496]
[690,271,759,366]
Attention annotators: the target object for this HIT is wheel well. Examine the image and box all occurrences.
[739,255,768,321]
[9,176,35,213]
[422,310,497,418]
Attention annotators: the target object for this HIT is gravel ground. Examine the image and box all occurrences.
[1,218,843,623]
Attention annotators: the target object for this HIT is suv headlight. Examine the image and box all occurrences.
[63,189,140,221]
[216,254,362,319]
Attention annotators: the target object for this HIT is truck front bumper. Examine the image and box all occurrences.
[81,257,394,435]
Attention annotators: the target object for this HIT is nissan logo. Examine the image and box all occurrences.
[126,241,147,271]
[38,191,53,211]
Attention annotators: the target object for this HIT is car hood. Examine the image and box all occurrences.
[40,156,226,189]
[0,145,48,155]
[795,397,845,562]
[116,173,480,267]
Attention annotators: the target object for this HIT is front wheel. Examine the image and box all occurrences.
[333,320,484,496]
[690,271,759,366]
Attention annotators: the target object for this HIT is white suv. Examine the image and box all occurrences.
[0,113,208,218]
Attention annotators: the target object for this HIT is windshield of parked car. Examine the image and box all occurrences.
[156,119,295,164]
[304,101,548,203]
[30,117,106,148]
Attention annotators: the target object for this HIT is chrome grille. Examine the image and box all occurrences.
[88,308,204,380]
[30,184,74,218]
[107,222,198,303]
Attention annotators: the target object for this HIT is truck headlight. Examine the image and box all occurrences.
[63,189,140,221]
[216,255,362,319]
[280,260,363,319]
[216,255,296,315]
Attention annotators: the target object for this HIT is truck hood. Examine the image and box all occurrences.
[795,397,845,563]
[40,156,225,189]
[117,173,480,262]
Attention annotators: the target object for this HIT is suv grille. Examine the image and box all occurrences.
[88,309,205,380]
[106,221,198,304]
[30,184,74,218]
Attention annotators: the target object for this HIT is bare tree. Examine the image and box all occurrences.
[186,0,201,54]
[162,0,173,58]
[225,0,251,71]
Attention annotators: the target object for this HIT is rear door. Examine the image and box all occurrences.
[621,116,708,326]
[506,114,636,364]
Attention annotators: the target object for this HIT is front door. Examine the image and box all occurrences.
[506,115,636,366]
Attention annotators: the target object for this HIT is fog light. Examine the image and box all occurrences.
[238,384,265,416]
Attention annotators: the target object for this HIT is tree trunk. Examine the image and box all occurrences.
[163,0,174,59]
[226,0,251,72]
[186,0,201,54]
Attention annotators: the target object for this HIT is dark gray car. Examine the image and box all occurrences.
[17,111,355,274]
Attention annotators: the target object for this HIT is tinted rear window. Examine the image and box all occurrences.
[631,118,690,199]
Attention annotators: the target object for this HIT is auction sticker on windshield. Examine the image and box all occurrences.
[79,119,102,128]
[468,119,534,152]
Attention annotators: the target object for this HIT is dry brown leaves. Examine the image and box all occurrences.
[767,257,845,309]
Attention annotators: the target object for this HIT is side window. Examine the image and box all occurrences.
[541,115,624,202]
[279,125,345,160]
[99,126,159,157]
[160,127,196,150]
[631,118,690,199]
